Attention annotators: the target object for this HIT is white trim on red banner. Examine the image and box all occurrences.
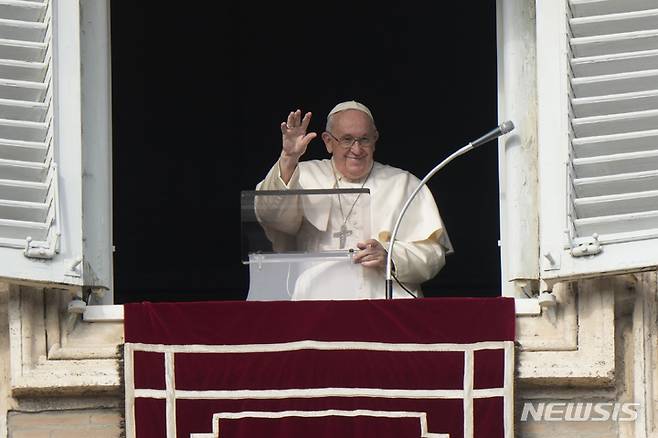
[135,387,505,400]
[165,351,177,438]
[125,340,514,438]
[128,340,508,354]
[463,350,474,438]
[504,342,514,438]
[190,410,451,438]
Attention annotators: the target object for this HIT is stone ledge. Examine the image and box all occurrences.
[516,278,615,386]
[8,285,124,397]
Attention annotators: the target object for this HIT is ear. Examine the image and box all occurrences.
[321,132,334,154]
[372,129,379,152]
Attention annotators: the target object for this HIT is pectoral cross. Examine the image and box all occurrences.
[333,224,353,249]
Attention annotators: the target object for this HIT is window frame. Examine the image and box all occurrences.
[537,0,658,284]
[0,0,113,301]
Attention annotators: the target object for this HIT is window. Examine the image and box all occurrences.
[537,0,658,284]
[0,0,112,299]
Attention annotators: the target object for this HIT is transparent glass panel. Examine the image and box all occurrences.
[245,251,365,300]
[241,189,373,300]
[241,189,371,260]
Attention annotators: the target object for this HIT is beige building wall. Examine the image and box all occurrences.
[516,272,657,437]
[7,410,121,438]
[0,283,123,438]
[0,273,656,437]
[496,0,658,433]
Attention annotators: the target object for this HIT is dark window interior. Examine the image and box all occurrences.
[110,2,500,303]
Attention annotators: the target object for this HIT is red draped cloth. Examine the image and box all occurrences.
[124,297,515,437]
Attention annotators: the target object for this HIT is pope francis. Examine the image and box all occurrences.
[255,100,453,299]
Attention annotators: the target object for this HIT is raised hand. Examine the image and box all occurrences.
[280,109,317,160]
[278,109,317,184]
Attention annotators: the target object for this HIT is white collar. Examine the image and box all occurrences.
[330,159,374,184]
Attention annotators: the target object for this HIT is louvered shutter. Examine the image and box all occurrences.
[539,0,658,282]
[0,0,57,254]
[0,0,112,290]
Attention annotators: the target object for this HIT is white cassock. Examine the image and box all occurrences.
[254,158,453,300]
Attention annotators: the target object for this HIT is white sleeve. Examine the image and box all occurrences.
[254,160,303,236]
[257,159,301,191]
[388,239,446,284]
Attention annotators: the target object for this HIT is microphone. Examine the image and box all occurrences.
[471,120,515,148]
[385,120,515,299]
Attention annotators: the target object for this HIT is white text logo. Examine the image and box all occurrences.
[520,402,640,422]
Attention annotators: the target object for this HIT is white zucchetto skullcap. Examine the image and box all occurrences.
[327,100,374,122]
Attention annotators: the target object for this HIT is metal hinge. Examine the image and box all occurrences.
[24,233,61,259]
[570,233,602,257]
[65,257,83,278]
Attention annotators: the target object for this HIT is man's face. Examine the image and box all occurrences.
[322,110,378,181]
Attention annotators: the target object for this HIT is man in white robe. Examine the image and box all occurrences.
[255,101,452,299]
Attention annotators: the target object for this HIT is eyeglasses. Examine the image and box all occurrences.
[326,131,374,149]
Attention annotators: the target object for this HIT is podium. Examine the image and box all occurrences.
[241,188,415,299]
[243,188,380,300]
[123,297,516,437]
[245,250,362,300]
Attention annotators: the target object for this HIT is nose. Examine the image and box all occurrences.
[349,142,366,154]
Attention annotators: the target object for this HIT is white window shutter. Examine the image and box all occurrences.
[0,0,112,291]
[0,0,57,253]
[538,0,658,283]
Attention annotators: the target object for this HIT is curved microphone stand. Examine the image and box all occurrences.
[385,121,515,299]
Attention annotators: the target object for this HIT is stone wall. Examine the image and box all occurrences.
[516,272,658,437]
[7,409,121,438]
[1,283,10,437]
[0,283,123,438]
[0,274,656,437]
